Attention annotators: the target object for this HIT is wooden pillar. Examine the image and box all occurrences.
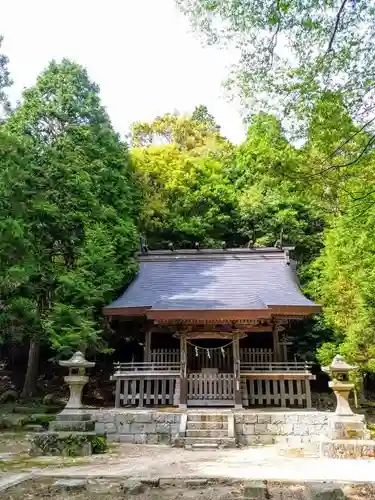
[115,378,121,408]
[272,323,282,362]
[305,375,312,409]
[179,333,188,408]
[233,333,242,408]
[144,329,152,362]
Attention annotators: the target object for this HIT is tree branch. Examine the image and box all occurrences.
[326,0,349,54]
[267,0,281,70]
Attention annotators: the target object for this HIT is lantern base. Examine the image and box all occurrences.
[327,414,370,440]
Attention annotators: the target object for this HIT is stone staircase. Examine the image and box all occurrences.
[176,412,236,449]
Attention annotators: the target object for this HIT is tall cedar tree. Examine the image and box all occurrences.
[0,35,12,119]
[1,60,138,398]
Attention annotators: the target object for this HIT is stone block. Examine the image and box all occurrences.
[147,433,159,445]
[234,413,245,424]
[267,423,281,435]
[237,435,247,446]
[133,433,147,444]
[159,478,186,487]
[94,411,114,423]
[328,415,369,440]
[56,410,92,422]
[30,432,94,457]
[184,478,208,487]
[284,414,300,424]
[242,435,261,446]
[158,433,171,444]
[87,478,122,495]
[139,478,160,487]
[242,414,257,424]
[122,479,146,495]
[129,422,147,433]
[156,422,171,434]
[306,483,345,500]
[320,439,375,459]
[243,480,268,499]
[154,413,168,423]
[94,423,105,434]
[299,413,328,425]
[53,479,86,491]
[269,414,286,424]
[104,423,116,434]
[293,424,310,436]
[256,414,272,424]
[242,423,255,435]
[117,422,131,433]
[280,423,294,435]
[170,424,179,435]
[117,434,134,443]
[257,434,274,445]
[254,423,267,434]
[134,412,154,423]
[165,413,180,423]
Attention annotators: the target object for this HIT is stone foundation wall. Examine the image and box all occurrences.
[320,439,375,459]
[93,410,181,444]
[91,410,330,446]
[235,411,330,446]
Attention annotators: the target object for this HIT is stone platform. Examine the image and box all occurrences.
[91,408,330,447]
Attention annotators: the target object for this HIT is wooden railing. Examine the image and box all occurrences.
[187,373,234,405]
[151,347,275,372]
[151,348,180,363]
[241,372,314,408]
[113,361,180,374]
[240,361,312,373]
[113,376,179,407]
[240,348,273,363]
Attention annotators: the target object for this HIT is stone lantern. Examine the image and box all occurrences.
[322,354,356,416]
[323,354,369,440]
[59,351,95,411]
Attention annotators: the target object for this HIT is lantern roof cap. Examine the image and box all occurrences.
[59,351,95,369]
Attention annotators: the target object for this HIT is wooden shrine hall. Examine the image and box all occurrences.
[104,247,321,409]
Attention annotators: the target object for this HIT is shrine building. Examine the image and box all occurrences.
[104,247,320,409]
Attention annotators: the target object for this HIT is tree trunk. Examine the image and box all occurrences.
[20,339,40,400]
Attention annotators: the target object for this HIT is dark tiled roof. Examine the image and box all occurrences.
[105,248,318,312]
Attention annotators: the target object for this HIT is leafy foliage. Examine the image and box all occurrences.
[133,143,238,249]
[0,60,139,395]
[230,114,324,263]
[0,35,12,119]
[176,1,375,138]
[131,108,230,155]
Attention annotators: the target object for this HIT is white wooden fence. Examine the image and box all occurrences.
[242,373,313,408]
[114,376,179,407]
[187,373,234,405]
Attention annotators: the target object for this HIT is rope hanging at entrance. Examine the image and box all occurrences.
[186,339,235,358]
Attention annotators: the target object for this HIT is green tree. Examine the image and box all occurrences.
[176,1,375,137]
[310,207,375,371]
[230,114,324,263]
[1,59,138,398]
[131,110,230,155]
[0,35,12,119]
[133,143,237,249]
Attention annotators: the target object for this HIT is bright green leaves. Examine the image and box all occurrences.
[0,60,138,360]
[176,0,375,139]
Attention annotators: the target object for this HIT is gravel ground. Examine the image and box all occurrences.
[36,444,375,484]
[2,477,375,500]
